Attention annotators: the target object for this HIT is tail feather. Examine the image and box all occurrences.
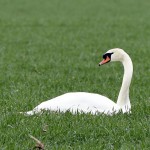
[20,110,37,116]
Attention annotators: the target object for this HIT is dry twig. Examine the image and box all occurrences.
[29,134,44,150]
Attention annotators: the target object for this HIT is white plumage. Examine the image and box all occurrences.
[23,48,133,115]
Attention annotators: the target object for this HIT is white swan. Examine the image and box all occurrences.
[24,48,133,115]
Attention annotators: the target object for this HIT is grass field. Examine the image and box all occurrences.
[0,0,150,149]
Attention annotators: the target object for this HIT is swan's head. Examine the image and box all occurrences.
[99,48,125,66]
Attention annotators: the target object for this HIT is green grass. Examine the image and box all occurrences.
[0,0,150,149]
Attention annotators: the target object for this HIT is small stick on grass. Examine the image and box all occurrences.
[29,134,44,150]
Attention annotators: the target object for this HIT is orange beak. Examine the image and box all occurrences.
[99,56,111,66]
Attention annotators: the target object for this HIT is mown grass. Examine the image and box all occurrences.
[0,0,150,149]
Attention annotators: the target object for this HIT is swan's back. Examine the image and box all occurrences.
[26,92,120,115]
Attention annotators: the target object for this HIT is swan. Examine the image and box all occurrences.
[23,48,133,115]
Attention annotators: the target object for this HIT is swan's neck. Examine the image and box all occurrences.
[117,53,133,112]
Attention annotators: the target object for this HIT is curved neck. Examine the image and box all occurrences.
[117,52,133,111]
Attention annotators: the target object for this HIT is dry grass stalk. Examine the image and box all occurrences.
[29,134,44,150]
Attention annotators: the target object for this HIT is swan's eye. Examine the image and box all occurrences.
[99,52,114,66]
[103,52,113,60]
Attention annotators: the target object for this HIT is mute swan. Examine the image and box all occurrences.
[23,48,133,115]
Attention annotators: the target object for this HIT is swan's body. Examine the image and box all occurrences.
[26,92,120,115]
[24,48,133,115]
